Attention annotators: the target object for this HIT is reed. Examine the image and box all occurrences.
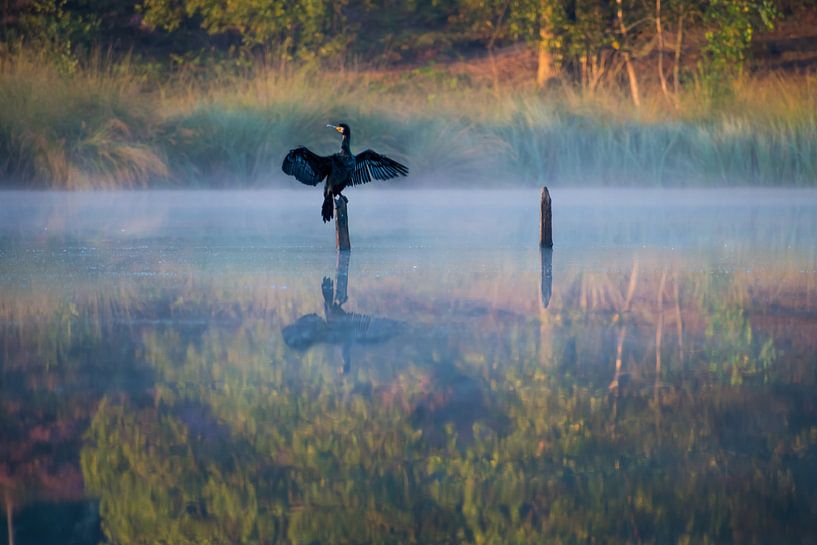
[1,51,815,188]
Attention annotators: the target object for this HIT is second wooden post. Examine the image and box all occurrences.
[540,186,553,248]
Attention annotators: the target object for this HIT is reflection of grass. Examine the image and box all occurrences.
[72,263,816,545]
[1,51,816,187]
[2,257,807,383]
[5,253,817,543]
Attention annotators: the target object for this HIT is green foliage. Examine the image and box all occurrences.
[138,0,350,60]
[559,0,614,66]
[700,0,779,102]
[0,0,93,74]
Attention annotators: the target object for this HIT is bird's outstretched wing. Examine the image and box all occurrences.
[282,146,331,186]
[350,150,409,186]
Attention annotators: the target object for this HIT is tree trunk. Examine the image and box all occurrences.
[536,5,555,87]
[536,35,553,87]
[487,1,509,100]
[488,47,503,100]
[673,10,685,96]
[655,0,670,99]
[580,53,588,91]
[616,0,641,108]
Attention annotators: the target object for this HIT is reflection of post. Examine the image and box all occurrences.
[335,249,350,305]
[539,186,553,248]
[335,197,351,251]
[540,247,553,309]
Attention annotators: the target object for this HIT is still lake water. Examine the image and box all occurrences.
[1,189,816,545]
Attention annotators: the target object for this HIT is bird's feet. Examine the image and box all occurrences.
[321,195,333,222]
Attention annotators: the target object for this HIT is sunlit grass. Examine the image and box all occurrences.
[0,51,167,188]
[1,50,815,187]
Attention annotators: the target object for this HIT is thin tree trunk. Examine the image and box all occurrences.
[536,4,555,87]
[616,0,641,107]
[536,33,553,87]
[655,0,670,98]
[673,10,685,96]
[488,0,511,99]
[581,53,588,92]
[488,48,502,100]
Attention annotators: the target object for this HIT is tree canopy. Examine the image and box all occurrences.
[1,0,812,89]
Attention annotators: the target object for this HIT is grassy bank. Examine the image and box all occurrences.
[1,52,816,188]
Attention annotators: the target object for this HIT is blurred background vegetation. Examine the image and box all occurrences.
[0,0,816,188]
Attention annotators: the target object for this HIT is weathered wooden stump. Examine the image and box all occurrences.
[540,186,553,248]
[335,197,351,251]
[540,247,553,309]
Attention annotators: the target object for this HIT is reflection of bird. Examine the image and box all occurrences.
[281,123,409,222]
[282,278,401,374]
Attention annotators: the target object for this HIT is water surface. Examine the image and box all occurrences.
[1,189,816,545]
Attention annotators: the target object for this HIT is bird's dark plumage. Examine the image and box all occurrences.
[281,123,408,222]
[282,146,330,186]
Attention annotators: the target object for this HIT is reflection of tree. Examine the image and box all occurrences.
[282,252,401,374]
[0,284,156,545]
[3,261,817,543]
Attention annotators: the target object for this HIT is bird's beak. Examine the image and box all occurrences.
[326,124,337,129]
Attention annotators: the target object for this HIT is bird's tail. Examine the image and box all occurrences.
[321,194,334,223]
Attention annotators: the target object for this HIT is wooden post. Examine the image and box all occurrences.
[335,197,350,251]
[539,186,553,248]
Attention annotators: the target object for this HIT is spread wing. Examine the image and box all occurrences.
[282,146,331,186]
[349,150,409,186]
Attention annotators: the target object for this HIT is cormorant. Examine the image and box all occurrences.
[281,123,409,222]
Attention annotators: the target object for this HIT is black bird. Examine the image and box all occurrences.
[281,123,409,222]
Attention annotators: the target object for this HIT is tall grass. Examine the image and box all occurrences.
[1,50,815,188]
[0,52,167,188]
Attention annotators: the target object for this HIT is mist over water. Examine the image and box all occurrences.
[4,187,817,248]
[1,189,817,544]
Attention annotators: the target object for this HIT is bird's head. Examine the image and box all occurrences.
[327,123,350,137]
